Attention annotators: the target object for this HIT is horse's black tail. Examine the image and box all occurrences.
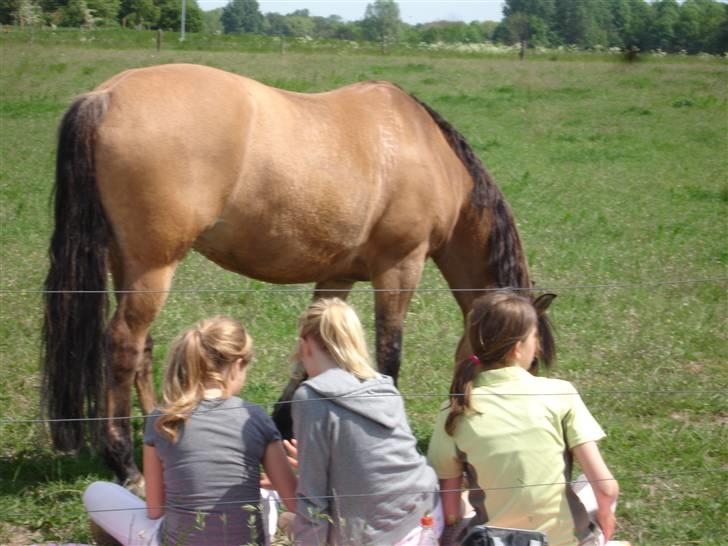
[42,92,111,451]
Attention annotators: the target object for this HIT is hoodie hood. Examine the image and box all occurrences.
[300,367,402,429]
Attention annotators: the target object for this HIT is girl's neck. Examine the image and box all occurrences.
[203,387,225,399]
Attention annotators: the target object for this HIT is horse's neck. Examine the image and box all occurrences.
[434,206,530,314]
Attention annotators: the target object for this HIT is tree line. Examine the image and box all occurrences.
[3,0,727,55]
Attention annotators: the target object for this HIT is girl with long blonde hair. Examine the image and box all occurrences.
[83,316,296,546]
[290,298,441,545]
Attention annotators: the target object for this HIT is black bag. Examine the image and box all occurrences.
[461,525,549,546]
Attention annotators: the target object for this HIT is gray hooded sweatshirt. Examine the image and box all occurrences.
[292,368,438,546]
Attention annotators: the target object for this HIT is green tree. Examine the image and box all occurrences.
[201,6,222,33]
[265,11,288,35]
[504,0,555,25]
[60,0,98,26]
[622,0,652,49]
[687,0,728,53]
[675,0,703,52]
[86,0,118,25]
[285,13,313,37]
[502,0,557,46]
[157,0,202,32]
[1,0,20,24]
[119,0,158,28]
[220,0,262,34]
[554,0,609,47]
[604,0,632,47]
[649,0,680,50]
[362,0,401,51]
[504,12,550,57]
[12,0,43,26]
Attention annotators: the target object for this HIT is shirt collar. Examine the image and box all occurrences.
[473,366,532,387]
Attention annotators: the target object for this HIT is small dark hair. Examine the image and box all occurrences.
[445,291,538,435]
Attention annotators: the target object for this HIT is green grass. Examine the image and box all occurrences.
[1,30,726,545]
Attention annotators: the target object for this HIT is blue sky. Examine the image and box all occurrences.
[198,1,506,24]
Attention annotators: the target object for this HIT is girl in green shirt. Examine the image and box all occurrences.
[428,291,619,546]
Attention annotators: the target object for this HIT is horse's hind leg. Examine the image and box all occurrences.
[109,249,157,417]
[103,263,176,491]
[271,279,354,438]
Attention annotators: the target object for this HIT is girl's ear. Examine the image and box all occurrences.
[509,340,523,365]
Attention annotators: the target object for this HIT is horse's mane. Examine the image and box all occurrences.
[407,91,530,290]
[406,93,496,209]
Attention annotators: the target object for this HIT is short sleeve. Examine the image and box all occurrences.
[143,410,162,447]
[246,402,282,445]
[427,403,463,480]
[562,384,606,449]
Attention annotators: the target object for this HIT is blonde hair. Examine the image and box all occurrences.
[294,298,376,380]
[156,316,253,442]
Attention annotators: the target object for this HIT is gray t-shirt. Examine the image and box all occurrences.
[144,397,280,546]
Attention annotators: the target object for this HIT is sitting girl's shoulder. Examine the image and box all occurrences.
[531,375,579,395]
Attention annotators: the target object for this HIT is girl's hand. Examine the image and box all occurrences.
[283,439,299,470]
[596,508,616,541]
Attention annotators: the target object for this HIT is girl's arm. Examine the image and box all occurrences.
[262,440,298,512]
[143,444,165,519]
[572,441,619,540]
[439,477,463,526]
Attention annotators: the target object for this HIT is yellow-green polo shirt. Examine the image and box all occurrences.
[427,366,605,546]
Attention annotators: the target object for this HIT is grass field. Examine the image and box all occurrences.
[0,28,726,545]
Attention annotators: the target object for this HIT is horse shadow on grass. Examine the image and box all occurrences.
[0,446,135,496]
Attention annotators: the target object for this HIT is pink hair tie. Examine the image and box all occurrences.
[469,354,481,366]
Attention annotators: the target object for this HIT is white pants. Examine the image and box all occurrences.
[83,482,280,546]
[572,475,622,546]
[83,482,163,546]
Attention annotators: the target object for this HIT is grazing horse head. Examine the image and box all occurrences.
[41,64,554,484]
[414,95,556,372]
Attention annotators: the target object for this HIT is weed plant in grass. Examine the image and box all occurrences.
[0,36,726,544]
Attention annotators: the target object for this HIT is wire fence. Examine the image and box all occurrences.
[0,276,725,295]
[2,469,726,518]
[1,387,726,425]
[0,278,724,535]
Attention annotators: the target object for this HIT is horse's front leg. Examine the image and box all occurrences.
[271,279,354,438]
[371,247,427,384]
[103,265,175,493]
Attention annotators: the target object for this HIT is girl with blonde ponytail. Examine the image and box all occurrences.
[83,317,296,546]
[291,298,442,546]
[428,291,619,546]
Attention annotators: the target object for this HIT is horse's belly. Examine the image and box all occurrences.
[193,222,368,284]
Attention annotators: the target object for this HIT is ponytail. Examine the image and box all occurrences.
[295,298,376,380]
[156,317,253,442]
[445,356,482,435]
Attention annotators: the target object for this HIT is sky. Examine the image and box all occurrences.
[197,1,506,24]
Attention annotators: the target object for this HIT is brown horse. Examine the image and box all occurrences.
[42,63,554,489]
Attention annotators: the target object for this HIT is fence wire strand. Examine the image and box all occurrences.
[1,387,726,425]
[0,276,726,295]
[2,469,725,518]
